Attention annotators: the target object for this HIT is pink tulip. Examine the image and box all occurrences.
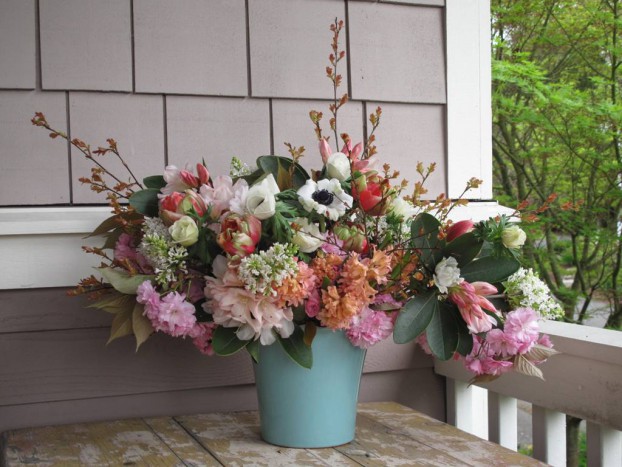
[319,138,332,164]
[179,169,200,188]
[352,171,393,216]
[217,213,262,257]
[181,190,208,217]
[196,163,210,185]
[446,220,475,242]
[341,141,364,161]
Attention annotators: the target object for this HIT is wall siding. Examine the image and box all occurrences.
[0,0,451,430]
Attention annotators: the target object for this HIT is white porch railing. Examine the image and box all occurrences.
[435,320,622,467]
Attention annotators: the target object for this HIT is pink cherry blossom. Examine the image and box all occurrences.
[504,307,540,353]
[346,307,393,349]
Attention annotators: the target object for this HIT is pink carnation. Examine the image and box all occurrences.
[305,288,321,318]
[346,307,393,348]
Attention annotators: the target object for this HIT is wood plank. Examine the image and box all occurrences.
[337,414,471,466]
[2,418,201,466]
[358,402,546,466]
[176,411,359,466]
[2,404,544,466]
[143,417,222,467]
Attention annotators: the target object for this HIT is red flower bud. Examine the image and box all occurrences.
[446,220,475,242]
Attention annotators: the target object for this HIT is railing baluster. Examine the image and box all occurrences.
[587,421,622,467]
[446,378,474,435]
[488,392,517,451]
[532,406,566,466]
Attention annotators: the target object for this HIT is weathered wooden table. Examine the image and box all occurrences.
[2,402,545,466]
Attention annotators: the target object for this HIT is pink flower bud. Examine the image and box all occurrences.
[196,163,210,185]
[446,220,474,242]
[319,138,332,164]
[179,170,199,188]
[181,190,208,217]
[334,224,368,254]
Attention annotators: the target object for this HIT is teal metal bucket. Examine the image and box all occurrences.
[254,328,366,448]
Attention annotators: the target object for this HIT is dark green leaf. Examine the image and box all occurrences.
[129,188,160,217]
[453,307,474,356]
[102,228,124,250]
[393,290,438,344]
[143,175,166,189]
[246,339,259,363]
[426,303,459,360]
[86,215,120,238]
[278,326,312,369]
[212,326,248,356]
[411,213,445,269]
[257,155,310,190]
[460,256,520,284]
[443,232,483,267]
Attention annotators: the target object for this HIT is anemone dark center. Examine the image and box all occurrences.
[312,189,334,206]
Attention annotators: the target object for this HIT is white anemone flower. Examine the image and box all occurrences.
[297,178,353,221]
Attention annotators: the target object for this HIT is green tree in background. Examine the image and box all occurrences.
[492,0,622,325]
[491,1,621,464]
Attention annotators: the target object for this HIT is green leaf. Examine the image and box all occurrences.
[143,175,166,189]
[393,290,438,344]
[88,291,135,314]
[98,267,153,295]
[460,256,520,284]
[107,307,133,344]
[212,326,248,356]
[411,213,445,269]
[303,322,317,347]
[129,188,160,217]
[425,303,459,360]
[246,339,259,363]
[86,215,120,238]
[454,309,474,356]
[257,155,310,190]
[278,326,312,369]
[443,232,483,267]
[132,303,153,351]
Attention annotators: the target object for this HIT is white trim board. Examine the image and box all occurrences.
[446,0,493,199]
[0,202,512,290]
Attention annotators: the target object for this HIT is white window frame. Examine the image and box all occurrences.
[0,0,503,290]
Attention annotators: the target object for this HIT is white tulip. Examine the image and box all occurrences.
[326,152,351,181]
[246,174,280,220]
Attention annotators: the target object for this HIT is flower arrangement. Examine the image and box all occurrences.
[32,19,557,382]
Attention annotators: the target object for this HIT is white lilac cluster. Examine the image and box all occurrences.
[237,243,298,296]
[229,157,253,178]
[503,268,564,320]
[139,218,188,285]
